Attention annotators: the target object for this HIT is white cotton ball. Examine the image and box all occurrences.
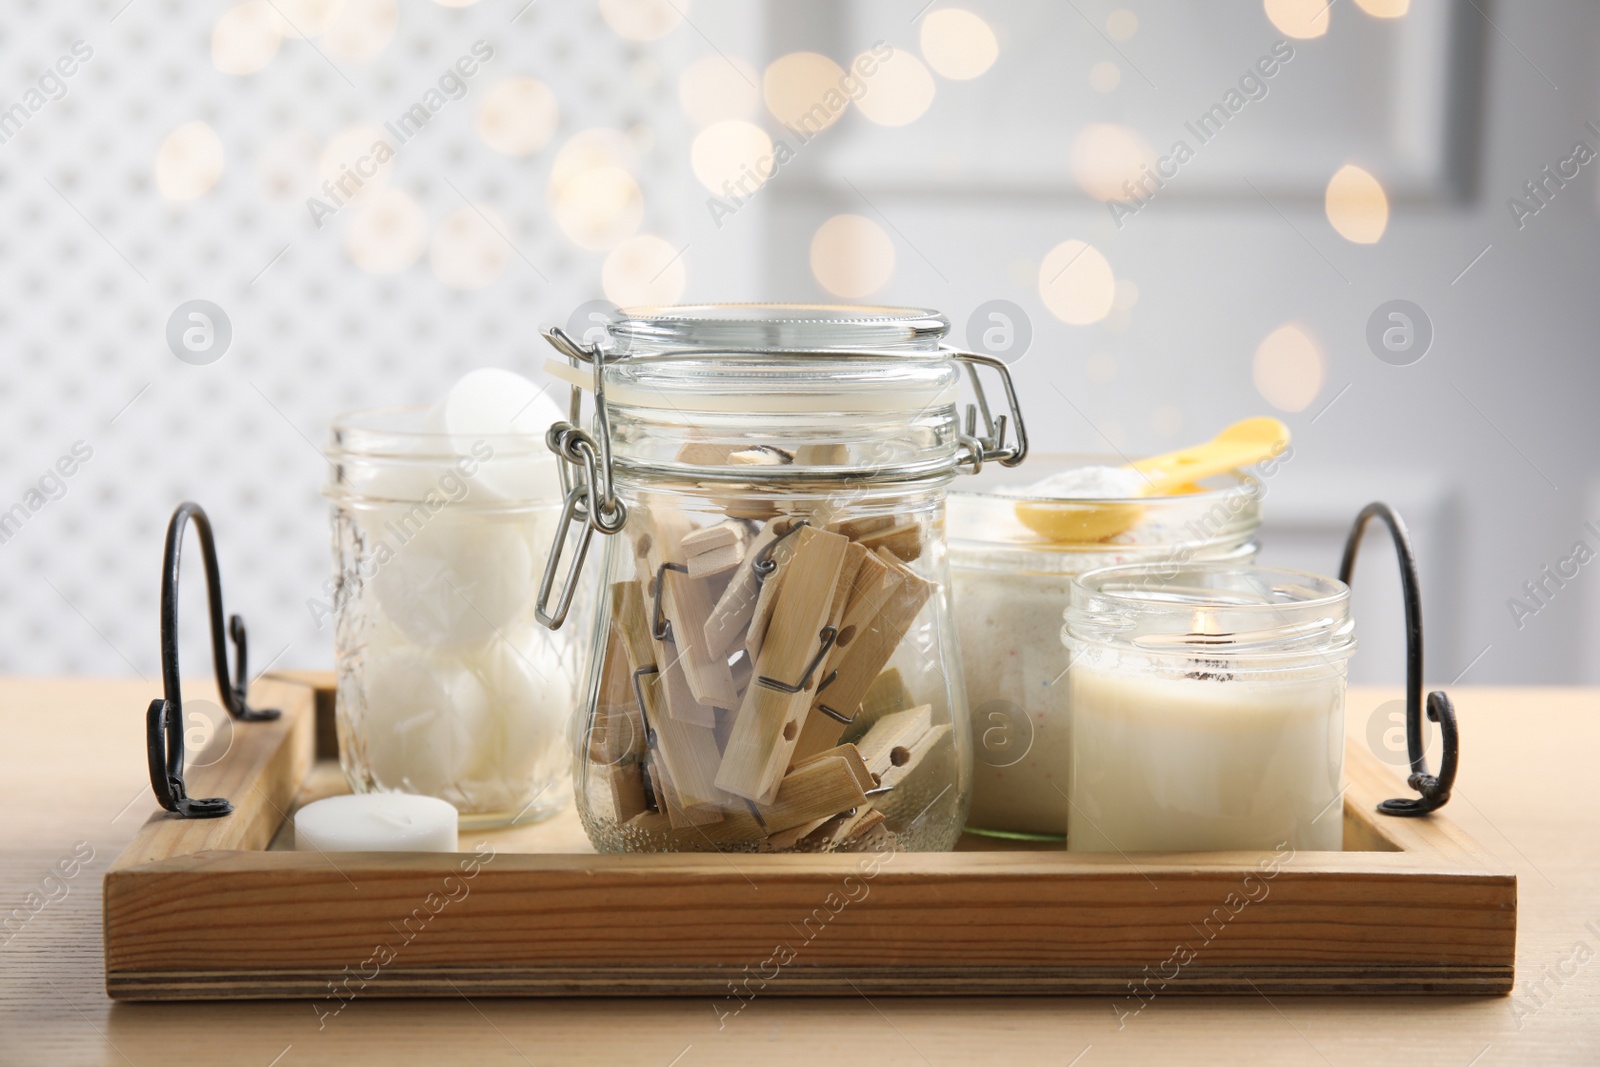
[477,625,572,780]
[371,516,536,647]
[361,646,493,798]
[432,627,572,818]
[429,368,556,437]
[426,368,565,501]
[355,456,464,505]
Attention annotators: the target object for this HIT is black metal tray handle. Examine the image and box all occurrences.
[145,502,279,819]
[1340,502,1458,816]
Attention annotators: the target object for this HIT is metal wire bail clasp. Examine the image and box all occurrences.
[536,325,627,629]
[946,348,1029,474]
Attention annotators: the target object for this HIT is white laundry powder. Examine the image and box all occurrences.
[995,464,1147,500]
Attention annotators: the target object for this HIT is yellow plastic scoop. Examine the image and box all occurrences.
[1014,417,1290,543]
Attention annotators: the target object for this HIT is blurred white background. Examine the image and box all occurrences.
[1,0,1595,687]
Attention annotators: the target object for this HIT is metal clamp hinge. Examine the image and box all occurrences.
[947,348,1029,473]
[535,326,628,629]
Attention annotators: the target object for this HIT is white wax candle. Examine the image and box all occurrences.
[294,793,459,852]
[1067,665,1345,852]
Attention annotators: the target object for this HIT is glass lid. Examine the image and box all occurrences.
[605,303,951,355]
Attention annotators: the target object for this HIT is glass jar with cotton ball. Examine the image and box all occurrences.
[324,370,590,828]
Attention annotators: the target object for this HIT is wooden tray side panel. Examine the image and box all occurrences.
[104,851,1515,998]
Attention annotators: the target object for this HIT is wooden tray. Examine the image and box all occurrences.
[103,675,1516,1001]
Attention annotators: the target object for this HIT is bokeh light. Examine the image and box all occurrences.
[550,128,637,193]
[1070,123,1156,201]
[1325,163,1389,243]
[855,47,936,126]
[272,0,339,37]
[1264,0,1331,39]
[1089,61,1121,92]
[690,120,774,195]
[346,188,428,274]
[763,52,848,133]
[1253,323,1326,412]
[679,55,760,126]
[599,0,686,42]
[1354,0,1409,15]
[156,121,225,201]
[551,166,644,250]
[810,214,895,298]
[603,234,688,306]
[475,77,559,157]
[920,9,999,80]
[212,3,282,76]
[1106,9,1139,39]
[1038,239,1115,325]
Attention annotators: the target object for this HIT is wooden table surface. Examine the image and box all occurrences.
[3,679,1597,1066]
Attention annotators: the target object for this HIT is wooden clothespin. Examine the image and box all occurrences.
[639,511,739,713]
[749,744,873,835]
[680,520,750,579]
[854,704,934,779]
[789,547,933,764]
[715,525,849,803]
[612,579,727,820]
[703,516,795,658]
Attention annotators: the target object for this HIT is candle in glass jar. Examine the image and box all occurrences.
[1064,563,1354,853]
[1067,665,1345,851]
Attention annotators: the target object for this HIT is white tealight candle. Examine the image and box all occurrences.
[294,793,459,853]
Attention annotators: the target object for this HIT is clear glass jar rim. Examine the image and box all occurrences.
[1066,562,1356,663]
[949,456,1262,562]
[328,405,551,457]
[605,303,951,354]
[1074,562,1349,612]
